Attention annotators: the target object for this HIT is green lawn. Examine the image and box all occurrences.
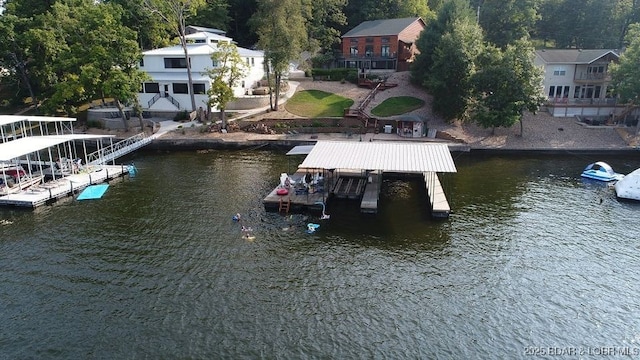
[371,96,425,117]
[285,90,354,117]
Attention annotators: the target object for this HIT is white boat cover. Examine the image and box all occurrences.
[298,141,457,173]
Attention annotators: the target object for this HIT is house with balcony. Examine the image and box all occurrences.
[534,49,638,121]
[137,29,265,114]
[337,17,426,73]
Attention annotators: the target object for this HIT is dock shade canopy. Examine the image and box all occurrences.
[0,115,76,126]
[298,141,457,173]
[0,134,114,161]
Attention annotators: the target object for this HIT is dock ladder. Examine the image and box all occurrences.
[279,197,291,214]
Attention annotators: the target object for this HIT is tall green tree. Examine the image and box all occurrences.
[3,0,57,18]
[478,0,539,48]
[206,42,247,129]
[470,39,544,135]
[411,0,475,87]
[613,0,640,48]
[0,0,66,108]
[104,0,174,50]
[611,23,640,107]
[0,14,39,107]
[227,0,257,47]
[427,17,484,120]
[188,0,229,32]
[307,0,347,54]
[144,0,206,112]
[343,0,433,30]
[250,0,307,111]
[535,0,639,49]
[31,0,147,128]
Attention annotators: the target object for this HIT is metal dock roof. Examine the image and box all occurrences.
[298,141,457,173]
[0,134,114,161]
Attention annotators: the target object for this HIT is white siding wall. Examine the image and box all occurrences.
[138,51,265,111]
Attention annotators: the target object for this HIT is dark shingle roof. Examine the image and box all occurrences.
[343,17,421,38]
[535,49,620,64]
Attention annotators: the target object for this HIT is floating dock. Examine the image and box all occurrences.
[360,172,381,214]
[263,170,329,213]
[424,171,450,218]
[0,165,130,208]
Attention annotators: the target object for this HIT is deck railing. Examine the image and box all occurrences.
[166,94,180,109]
[147,93,180,109]
[86,132,153,165]
[147,93,161,108]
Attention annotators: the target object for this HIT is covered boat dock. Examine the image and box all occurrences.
[263,141,457,218]
[0,133,129,208]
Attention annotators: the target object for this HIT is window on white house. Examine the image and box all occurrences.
[251,58,255,66]
[164,58,187,68]
[192,83,206,94]
[553,68,566,76]
[139,58,144,67]
[144,82,159,93]
[173,83,189,94]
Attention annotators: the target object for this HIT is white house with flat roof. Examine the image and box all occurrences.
[138,30,265,113]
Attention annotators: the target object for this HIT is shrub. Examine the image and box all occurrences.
[344,71,359,84]
[311,68,357,81]
[174,110,189,121]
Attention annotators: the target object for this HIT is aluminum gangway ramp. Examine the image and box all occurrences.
[86,132,153,165]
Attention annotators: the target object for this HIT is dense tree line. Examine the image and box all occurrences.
[0,0,639,127]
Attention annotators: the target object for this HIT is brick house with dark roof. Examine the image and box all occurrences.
[337,17,426,73]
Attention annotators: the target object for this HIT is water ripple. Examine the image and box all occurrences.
[1,153,640,358]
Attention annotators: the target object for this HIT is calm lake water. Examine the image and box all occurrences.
[1,149,640,359]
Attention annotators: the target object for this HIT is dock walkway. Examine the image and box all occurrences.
[263,171,328,213]
[360,172,381,214]
[424,171,450,218]
[0,165,130,208]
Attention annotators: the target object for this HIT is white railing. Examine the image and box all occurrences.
[86,132,153,165]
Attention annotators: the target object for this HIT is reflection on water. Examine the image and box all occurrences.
[0,151,639,358]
